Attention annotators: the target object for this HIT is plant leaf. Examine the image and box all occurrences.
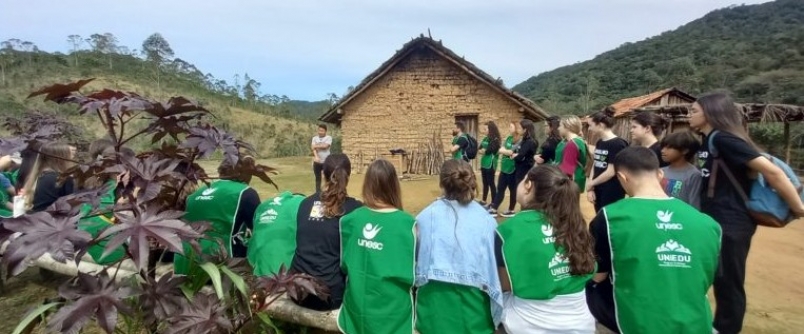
[11,302,61,334]
[27,78,95,102]
[2,211,90,277]
[47,273,136,334]
[220,265,248,302]
[198,262,224,300]
[256,312,283,334]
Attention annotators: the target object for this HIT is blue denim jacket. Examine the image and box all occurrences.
[415,198,503,325]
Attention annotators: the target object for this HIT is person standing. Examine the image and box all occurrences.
[490,122,519,218]
[479,121,501,208]
[585,111,629,212]
[586,146,722,334]
[554,116,589,191]
[312,124,333,194]
[659,131,702,209]
[690,93,804,334]
[450,121,471,162]
[535,116,562,165]
[512,119,538,186]
[630,111,669,168]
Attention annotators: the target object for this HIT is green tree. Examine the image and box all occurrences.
[67,34,83,67]
[142,33,174,90]
[87,33,119,69]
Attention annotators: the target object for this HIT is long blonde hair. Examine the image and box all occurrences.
[23,142,74,209]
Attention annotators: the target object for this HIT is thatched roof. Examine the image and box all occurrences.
[632,103,804,123]
[608,87,696,117]
[319,35,549,124]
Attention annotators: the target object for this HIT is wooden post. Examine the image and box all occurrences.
[784,121,791,164]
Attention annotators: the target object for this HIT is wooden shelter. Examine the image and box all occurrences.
[319,35,549,174]
[632,103,804,164]
[585,88,696,144]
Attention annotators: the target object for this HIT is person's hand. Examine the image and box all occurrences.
[793,203,804,218]
[535,155,544,164]
[313,157,321,164]
[511,154,518,159]
[586,190,596,204]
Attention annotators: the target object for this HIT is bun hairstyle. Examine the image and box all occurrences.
[591,107,616,128]
[521,165,595,275]
[632,111,668,137]
[321,153,352,217]
[363,159,403,210]
[439,159,476,205]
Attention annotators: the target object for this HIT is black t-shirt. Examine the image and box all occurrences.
[589,213,612,274]
[540,136,561,164]
[291,193,362,309]
[593,137,629,207]
[649,142,670,168]
[232,188,260,258]
[698,131,761,231]
[31,171,74,212]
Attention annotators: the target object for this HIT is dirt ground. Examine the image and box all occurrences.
[1,157,803,333]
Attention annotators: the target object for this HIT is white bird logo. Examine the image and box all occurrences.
[362,223,382,240]
[657,210,673,223]
[202,188,216,196]
[542,224,554,237]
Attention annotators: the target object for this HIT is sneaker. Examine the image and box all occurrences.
[478,200,488,207]
[488,208,497,216]
[500,210,516,218]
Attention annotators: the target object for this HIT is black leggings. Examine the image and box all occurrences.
[480,168,496,203]
[492,172,516,211]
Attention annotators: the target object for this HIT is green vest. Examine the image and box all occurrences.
[248,191,305,276]
[497,210,592,300]
[78,181,123,265]
[553,137,588,190]
[452,135,466,160]
[500,136,515,174]
[480,136,498,170]
[174,180,249,275]
[337,207,416,334]
[604,198,721,334]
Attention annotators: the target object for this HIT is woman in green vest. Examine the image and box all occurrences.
[489,121,518,218]
[553,115,588,191]
[478,121,501,208]
[174,156,261,275]
[496,165,596,333]
[338,159,416,334]
[415,160,503,334]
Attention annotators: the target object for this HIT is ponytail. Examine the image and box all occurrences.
[521,165,596,275]
[320,153,352,217]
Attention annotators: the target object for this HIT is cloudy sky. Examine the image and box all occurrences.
[2,0,770,101]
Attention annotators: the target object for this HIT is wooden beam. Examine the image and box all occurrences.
[784,121,791,163]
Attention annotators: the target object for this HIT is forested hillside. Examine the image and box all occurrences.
[514,0,804,114]
[0,33,335,157]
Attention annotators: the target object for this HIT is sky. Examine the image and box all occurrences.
[1,0,771,101]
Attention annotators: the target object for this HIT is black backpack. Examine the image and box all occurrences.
[463,135,478,160]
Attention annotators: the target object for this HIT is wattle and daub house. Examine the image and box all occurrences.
[319,35,548,174]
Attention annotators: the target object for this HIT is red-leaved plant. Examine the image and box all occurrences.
[0,79,328,334]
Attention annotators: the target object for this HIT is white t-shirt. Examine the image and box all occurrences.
[312,135,333,162]
[502,291,595,334]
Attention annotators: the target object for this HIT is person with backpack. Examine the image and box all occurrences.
[338,159,416,334]
[587,146,722,334]
[690,93,804,334]
[248,191,306,276]
[479,121,502,208]
[585,110,629,212]
[489,121,519,218]
[553,116,589,191]
[511,119,538,187]
[451,121,478,162]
